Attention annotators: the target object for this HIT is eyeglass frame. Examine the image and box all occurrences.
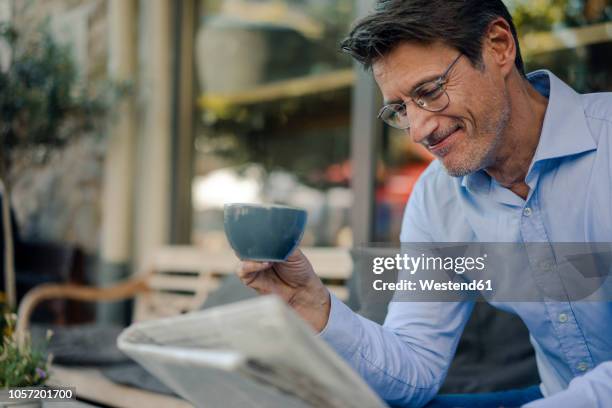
[377,53,463,130]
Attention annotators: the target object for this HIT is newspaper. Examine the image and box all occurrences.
[117,295,387,408]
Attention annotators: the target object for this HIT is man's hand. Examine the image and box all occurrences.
[236,248,331,332]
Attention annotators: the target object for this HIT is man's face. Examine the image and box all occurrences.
[372,42,511,177]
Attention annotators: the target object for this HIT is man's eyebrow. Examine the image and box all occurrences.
[382,73,441,105]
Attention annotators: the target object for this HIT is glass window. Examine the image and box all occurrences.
[192,0,356,249]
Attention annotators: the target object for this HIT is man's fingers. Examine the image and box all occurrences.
[237,260,272,278]
[285,248,303,261]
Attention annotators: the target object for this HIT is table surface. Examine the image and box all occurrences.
[47,365,193,408]
[43,401,99,407]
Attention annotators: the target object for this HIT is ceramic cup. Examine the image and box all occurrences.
[223,203,307,262]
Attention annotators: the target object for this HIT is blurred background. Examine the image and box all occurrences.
[2,0,610,278]
[0,0,611,404]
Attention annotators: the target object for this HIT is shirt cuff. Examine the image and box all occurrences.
[318,293,362,360]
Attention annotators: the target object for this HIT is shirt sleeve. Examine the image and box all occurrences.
[319,291,474,407]
[523,361,612,408]
[319,167,474,407]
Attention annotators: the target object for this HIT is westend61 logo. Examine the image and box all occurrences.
[372,253,488,275]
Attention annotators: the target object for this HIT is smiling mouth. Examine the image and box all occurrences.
[426,124,462,148]
[427,124,461,147]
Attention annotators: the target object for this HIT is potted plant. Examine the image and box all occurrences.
[1,311,52,407]
[0,20,115,311]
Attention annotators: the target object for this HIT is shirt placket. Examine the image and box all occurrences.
[520,191,594,378]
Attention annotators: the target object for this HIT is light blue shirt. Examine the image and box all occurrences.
[320,70,612,407]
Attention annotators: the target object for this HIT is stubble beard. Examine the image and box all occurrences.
[443,96,511,178]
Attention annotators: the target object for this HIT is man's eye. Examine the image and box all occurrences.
[417,84,443,99]
[385,105,403,116]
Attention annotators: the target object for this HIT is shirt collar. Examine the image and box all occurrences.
[461,69,596,193]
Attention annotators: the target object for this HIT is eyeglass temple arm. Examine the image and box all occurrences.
[441,53,463,79]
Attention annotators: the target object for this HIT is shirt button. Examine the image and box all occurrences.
[523,207,533,217]
[558,313,568,323]
[577,362,589,372]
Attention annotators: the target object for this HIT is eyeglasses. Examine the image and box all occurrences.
[377,53,463,130]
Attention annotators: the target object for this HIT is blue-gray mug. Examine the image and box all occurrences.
[223,203,307,262]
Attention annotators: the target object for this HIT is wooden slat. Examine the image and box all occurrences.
[152,246,237,274]
[134,292,207,322]
[148,274,217,293]
[302,247,352,280]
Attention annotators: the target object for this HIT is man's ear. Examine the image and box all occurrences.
[483,17,517,78]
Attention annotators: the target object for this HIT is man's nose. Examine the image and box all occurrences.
[405,102,438,144]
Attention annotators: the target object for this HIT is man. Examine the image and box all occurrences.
[236,1,612,406]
